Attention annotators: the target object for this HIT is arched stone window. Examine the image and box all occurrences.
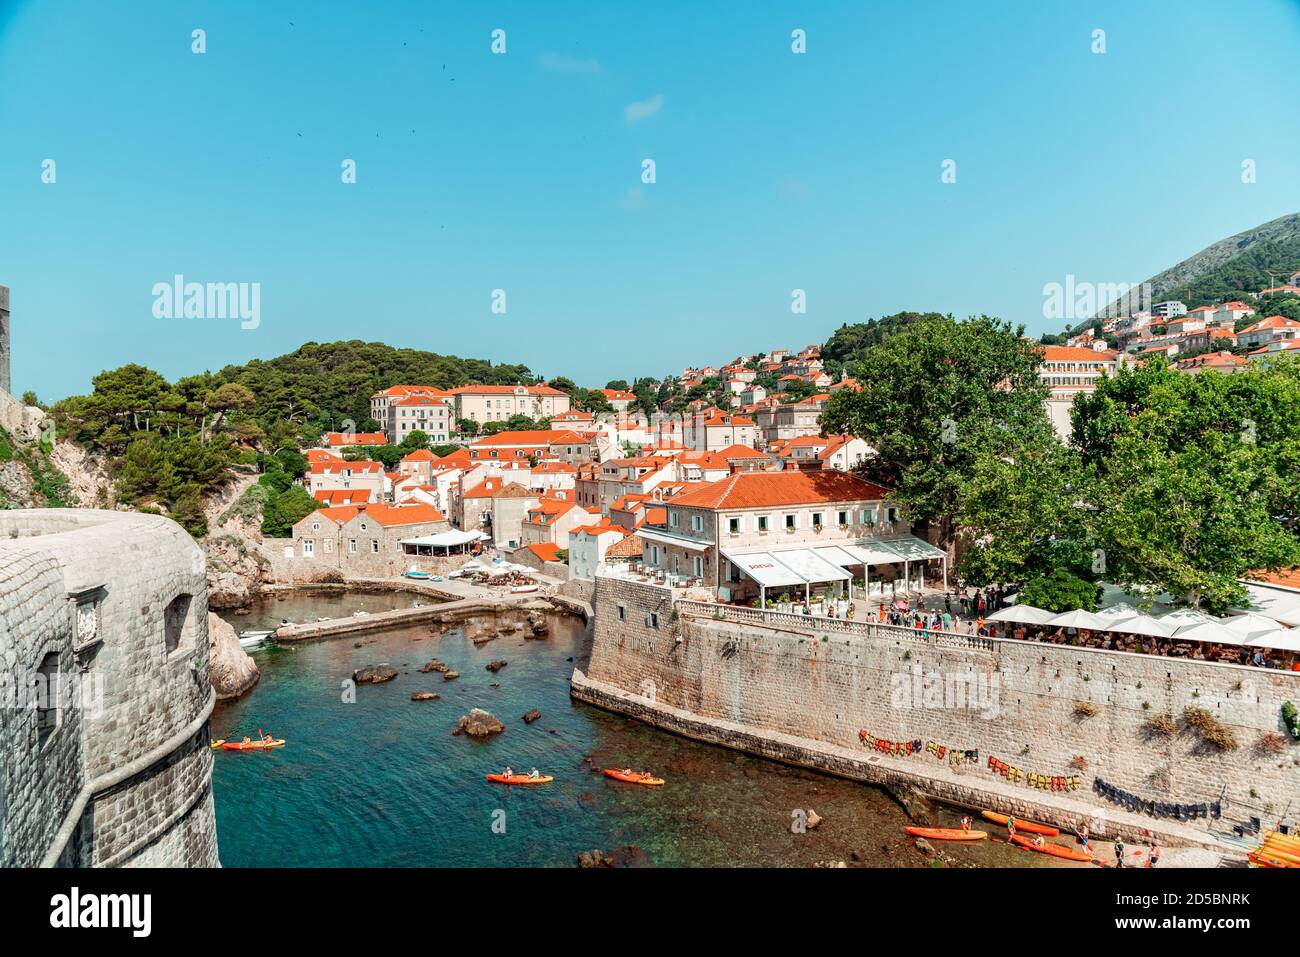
[163,594,196,655]
[35,652,60,747]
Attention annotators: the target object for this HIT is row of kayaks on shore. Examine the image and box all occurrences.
[906,812,1092,863]
[486,769,665,787]
[1249,831,1300,867]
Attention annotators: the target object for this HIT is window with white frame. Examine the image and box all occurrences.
[728,517,741,535]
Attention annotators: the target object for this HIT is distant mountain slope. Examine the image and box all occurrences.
[1090,211,1300,322]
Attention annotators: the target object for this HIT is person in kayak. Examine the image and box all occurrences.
[1032,835,1046,847]
[528,768,539,779]
[959,815,973,831]
[241,736,252,746]
[503,766,514,779]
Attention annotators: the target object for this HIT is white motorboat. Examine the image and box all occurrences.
[239,629,273,649]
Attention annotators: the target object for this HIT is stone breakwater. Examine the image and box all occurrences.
[575,577,1300,852]
[0,509,220,867]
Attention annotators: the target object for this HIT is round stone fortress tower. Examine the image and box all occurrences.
[0,509,220,867]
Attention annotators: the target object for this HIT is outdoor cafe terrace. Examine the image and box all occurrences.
[595,565,1300,674]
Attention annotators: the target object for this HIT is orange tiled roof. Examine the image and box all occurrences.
[664,470,890,510]
[323,432,387,446]
[526,542,564,563]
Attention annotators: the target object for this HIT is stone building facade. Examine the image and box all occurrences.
[0,509,220,867]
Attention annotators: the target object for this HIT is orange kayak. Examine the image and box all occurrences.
[1010,834,1093,862]
[603,769,665,786]
[1249,851,1298,868]
[982,811,1059,836]
[486,773,553,785]
[221,739,285,751]
[1257,843,1300,865]
[905,826,987,841]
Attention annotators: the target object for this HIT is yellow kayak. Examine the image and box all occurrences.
[1258,842,1300,865]
[1265,831,1300,849]
[210,739,226,749]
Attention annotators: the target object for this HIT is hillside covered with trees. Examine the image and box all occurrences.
[49,341,540,535]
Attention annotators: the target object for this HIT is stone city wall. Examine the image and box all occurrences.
[578,577,1300,841]
[0,509,219,867]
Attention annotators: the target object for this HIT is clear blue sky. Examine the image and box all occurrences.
[2,0,1299,400]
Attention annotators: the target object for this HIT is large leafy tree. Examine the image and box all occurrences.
[821,314,1055,547]
[1069,358,1300,610]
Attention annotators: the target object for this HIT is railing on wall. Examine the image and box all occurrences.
[674,599,1300,678]
[675,599,996,652]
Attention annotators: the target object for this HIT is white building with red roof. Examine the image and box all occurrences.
[1237,314,1300,350]
[448,383,571,426]
[628,470,945,604]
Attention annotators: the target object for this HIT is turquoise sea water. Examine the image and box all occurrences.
[212,592,1054,868]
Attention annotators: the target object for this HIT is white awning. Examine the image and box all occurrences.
[773,548,851,583]
[400,529,488,548]
[812,544,867,568]
[637,528,710,552]
[840,542,902,565]
[879,537,947,561]
[725,552,806,589]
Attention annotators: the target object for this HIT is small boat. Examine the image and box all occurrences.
[222,739,286,751]
[904,826,987,841]
[238,629,273,648]
[982,811,1059,836]
[1009,834,1093,862]
[510,583,539,594]
[404,568,432,580]
[486,773,553,785]
[353,610,370,617]
[604,769,665,786]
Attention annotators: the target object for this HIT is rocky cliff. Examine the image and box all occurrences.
[207,611,260,699]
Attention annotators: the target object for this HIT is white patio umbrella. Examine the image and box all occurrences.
[986,604,1056,625]
[1161,608,1219,627]
[1223,613,1287,639]
[1246,629,1300,653]
[1046,609,1110,630]
[1106,614,1176,638]
[1097,602,1142,620]
[1169,620,1248,646]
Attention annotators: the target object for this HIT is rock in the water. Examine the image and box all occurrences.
[353,664,398,684]
[885,782,937,825]
[486,660,508,673]
[207,612,259,699]
[418,659,448,673]
[914,838,936,856]
[443,670,459,680]
[522,708,541,724]
[454,708,505,737]
[576,845,650,868]
[410,691,440,701]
